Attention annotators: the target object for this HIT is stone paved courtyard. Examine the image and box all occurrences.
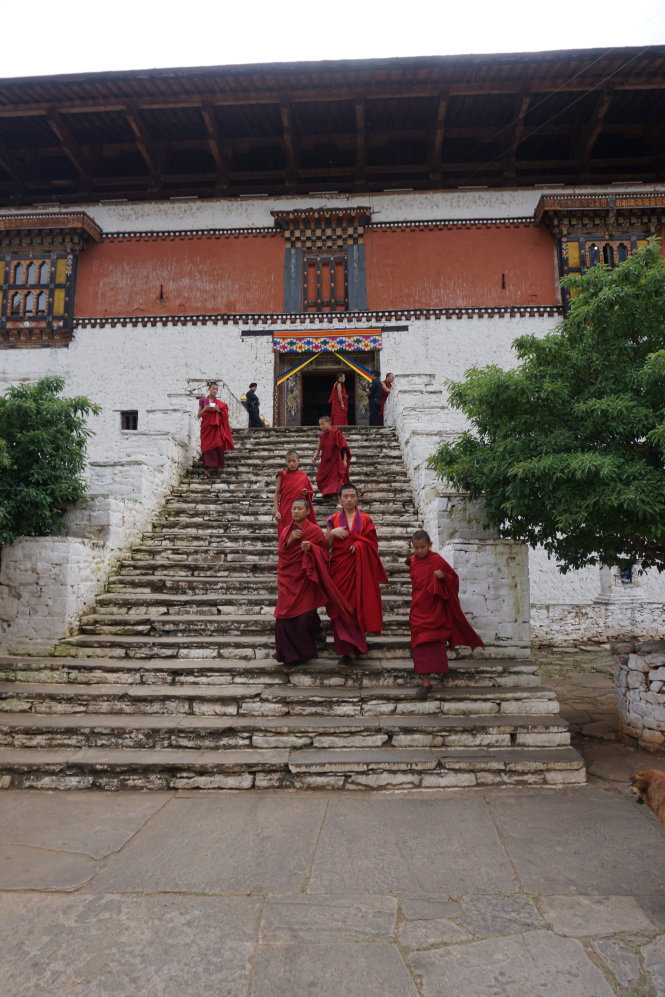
[3,646,665,996]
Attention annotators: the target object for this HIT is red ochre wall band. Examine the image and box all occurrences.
[73,223,560,318]
[74,233,284,317]
[364,225,559,310]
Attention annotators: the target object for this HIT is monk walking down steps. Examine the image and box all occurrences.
[274,499,353,666]
[408,530,484,700]
[274,450,317,532]
[196,382,234,478]
[326,483,388,667]
[312,415,351,499]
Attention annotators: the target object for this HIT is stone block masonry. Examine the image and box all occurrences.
[613,639,665,749]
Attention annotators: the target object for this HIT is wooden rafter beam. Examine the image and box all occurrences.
[355,100,366,185]
[280,102,297,186]
[577,88,614,164]
[46,110,90,178]
[200,103,229,189]
[0,144,20,181]
[428,93,448,180]
[504,92,531,177]
[125,104,160,180]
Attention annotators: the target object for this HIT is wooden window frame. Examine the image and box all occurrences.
[302,251,349,313]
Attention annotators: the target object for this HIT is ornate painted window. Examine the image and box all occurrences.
[273,208,370,313]
[535,194,664,310]
[0,213,102,347]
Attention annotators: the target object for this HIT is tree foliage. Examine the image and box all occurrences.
[0,377,100,547]
[428,243,665,573]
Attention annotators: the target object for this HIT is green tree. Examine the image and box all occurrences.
[428,243,665,573]
[0,377,100,547]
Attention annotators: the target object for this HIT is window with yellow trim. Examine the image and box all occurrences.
[0,252,74,335]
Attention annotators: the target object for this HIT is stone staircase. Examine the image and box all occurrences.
[0,426,585,790]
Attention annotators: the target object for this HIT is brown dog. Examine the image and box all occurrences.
[630,770,665,832]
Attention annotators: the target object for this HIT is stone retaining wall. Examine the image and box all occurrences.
[613,639,665,750]
[0,377,247,655]
[533,603,665,647]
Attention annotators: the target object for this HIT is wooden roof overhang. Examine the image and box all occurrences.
[1,47,665,206]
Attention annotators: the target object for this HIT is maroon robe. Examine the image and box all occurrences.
[275,468,317,531]
[328,381,348,426]
[408,550,484,674]
[316,428,351,497]
[274,518,351,665]
[378,381,392,425]
[198,397,234,469]
[326,508,388,656]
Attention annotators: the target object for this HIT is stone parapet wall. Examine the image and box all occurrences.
[613,640,665,750]
[533,603,665,647]
[0,377,246,655]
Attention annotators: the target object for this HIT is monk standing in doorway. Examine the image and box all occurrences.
[312,415,351,498]
[326,482,388,667]
[328,372,348,426]
[196,382,234,478]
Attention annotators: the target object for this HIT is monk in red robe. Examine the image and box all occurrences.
[274,498,352,665]
[313,415,351,498]
[274,450,317,532]
[408,529,484,699]
[197,381,234,477]
[378,372,394,425]
[326,482,388,666]
[328,372,348,426]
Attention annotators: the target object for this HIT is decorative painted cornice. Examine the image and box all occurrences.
[98,216,537,242]
[0,211,102,251]
[535,193,665,233]
[74,305,562,329]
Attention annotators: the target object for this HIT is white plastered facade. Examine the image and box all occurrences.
[1,185,663,647]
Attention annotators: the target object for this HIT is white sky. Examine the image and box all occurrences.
[2,0,665,78]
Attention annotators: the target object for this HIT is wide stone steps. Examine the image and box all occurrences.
[93,592,408,612]
[55,633,436,659]
[0,746,585,791]
[105,574,413,595]
[0,682,556,718]
[0,423,586,791]
[79,612,411,636]
[0,711,569,751]
[0,656,542,689]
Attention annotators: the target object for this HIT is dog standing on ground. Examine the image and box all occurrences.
[630,770,665,832]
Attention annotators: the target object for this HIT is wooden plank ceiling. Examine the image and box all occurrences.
[0,48,664,206]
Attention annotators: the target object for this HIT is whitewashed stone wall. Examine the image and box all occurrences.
[0,378,247,655]
[0,538,101,654]
[614,640,665,749]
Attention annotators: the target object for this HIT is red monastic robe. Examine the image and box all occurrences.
[275,518,351,622]
[378,382,392,424]
[316,428,351,497]
[327,509,388,635]
[275,468,317,529]
[328,382,348,426]
[198,397,234,466]
[408,551,483,671]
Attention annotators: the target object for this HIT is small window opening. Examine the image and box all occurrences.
[620,567,634,585]
[120,410,138,430]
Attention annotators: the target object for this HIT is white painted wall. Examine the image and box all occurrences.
[2,184,663,643]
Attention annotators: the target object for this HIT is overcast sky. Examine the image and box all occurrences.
[2,0,665,78]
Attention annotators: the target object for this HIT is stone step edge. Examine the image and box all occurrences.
[0,681,556,702]
[0,746,587,790]
[0,712,567,732]
[1,656,538,675]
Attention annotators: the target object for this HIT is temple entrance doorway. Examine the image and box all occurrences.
[301,371,356,425]
[275,349,377,426]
